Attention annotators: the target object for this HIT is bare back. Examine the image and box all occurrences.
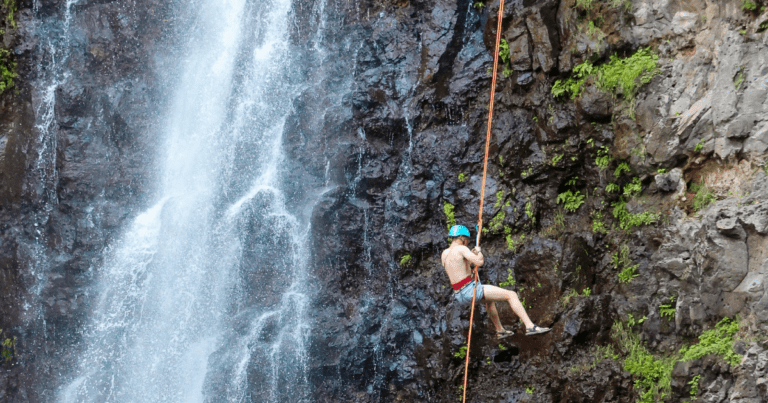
[441,243,484,285]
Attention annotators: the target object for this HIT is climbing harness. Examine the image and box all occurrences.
[461,0,505,401]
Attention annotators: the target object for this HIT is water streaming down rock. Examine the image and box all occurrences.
[56,0,315,401]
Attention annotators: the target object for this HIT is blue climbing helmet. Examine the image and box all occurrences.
[448,225,471,238]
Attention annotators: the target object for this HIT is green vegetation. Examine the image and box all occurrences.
[575,0,594,10]
[606,183,620,193]
[612,199,659,230]
[734,64,747,90]
[659,296,676,320]
[691,184,716,211]
[623,177,642,197]
[554,208,565,229]
[1,329,16,362]
[688,374,701,399]
[612,244,639,283]
[591,210,609,234]
[499,39,512,77]
[454,345,467,359]
[399,254,412,267]
[488,211,506,233]
[0,0,17,95]
[759,21,768,33]
[498,343,507,351]
[552,48,659,100]
[614,320,677,403]
[473,2,484,9]
[582,287,591,296]
[741,0,757,11]
[657,168,667,174]
[614,162,631,178]
[693,140,704,153]
[524,201,535,223]
[444,201,456,230]
[596,146,612,170]
[557,190,586,212]
[607,316,741,403]
[525,386,534,395]
[551,153,563,166]
[458,173,466,182]
[521,166,533,177]
[495,190,504,208]
[562,289,579,307]
[499,268,516,287]
[679,317,741,365]
[506,233,525,251]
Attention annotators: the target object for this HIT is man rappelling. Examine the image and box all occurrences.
[442,224,550,337]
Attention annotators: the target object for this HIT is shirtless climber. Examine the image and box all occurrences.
[442,224,551,337]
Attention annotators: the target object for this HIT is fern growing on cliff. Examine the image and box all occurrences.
[551,48,658,100]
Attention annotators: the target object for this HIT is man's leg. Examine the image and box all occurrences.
[485,302,504,333]
[482,284,535,329]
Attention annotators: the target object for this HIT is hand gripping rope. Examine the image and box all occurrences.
[462,0,505,401]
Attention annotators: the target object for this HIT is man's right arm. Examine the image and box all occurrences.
[459,246,484,267]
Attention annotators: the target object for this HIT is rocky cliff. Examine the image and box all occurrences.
[1,0,767,402]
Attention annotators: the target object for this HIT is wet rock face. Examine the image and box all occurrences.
[2,0,768,401]
[0,1,177,401]
[297,0,768,401]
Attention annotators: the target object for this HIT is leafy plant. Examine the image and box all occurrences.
[499,269,516,287]
[1,330,16,362]
[657,168,667,174]
[562,289,579,307]
[690,184,716,211]
[473,1,484,9]
[606,183,620,193]
[688,374,701,398]
[458,173,466,182]
[591,210,608,234]
[399,254,412,267]
[557,190,586,212]
[506,233,525,251]
[566,176,578,186]
[454,345,467,359]
[525,386,534,394]
[659,296,676,320]
[554,208,565,229]
[741,0,757,11]
[612,244,639,283]
[551,153,563,166]
[551,48,659,101]
[596,146,612,170]
[498,39,511,66]
[679,317,740,365]
[582,287,591,296]
[694,140,704,153]
[444,201,456,230]
[524,201,535,223]
[612,199,659,230]
[614,162,630,178]
[552,60,594,99]
[623,177,642,198]
[498,344,507,350]
[488,211,506,234]
[614,320,677,403]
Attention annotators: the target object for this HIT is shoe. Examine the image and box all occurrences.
[496,329,514,339]
[525,325,551,336]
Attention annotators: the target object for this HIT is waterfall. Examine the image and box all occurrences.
[57,0,314,401]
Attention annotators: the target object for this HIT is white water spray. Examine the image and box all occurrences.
[58,0,314,401]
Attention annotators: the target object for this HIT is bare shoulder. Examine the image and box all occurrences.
[441,248,449,264]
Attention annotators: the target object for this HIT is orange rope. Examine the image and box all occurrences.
[461,0,505,401]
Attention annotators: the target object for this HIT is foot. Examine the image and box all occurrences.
[525,325,551,336]
[496,329,514,339]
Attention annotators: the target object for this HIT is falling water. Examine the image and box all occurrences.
[57,0,315,401]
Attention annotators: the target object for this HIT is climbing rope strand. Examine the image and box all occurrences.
[462,1,505,402]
